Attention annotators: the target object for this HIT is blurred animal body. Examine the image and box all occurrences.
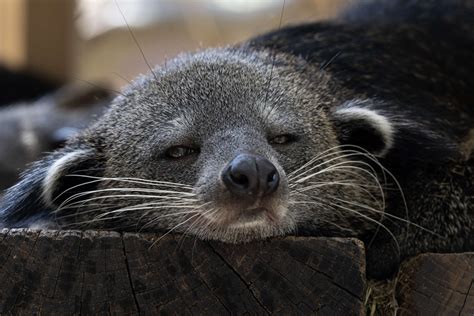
[0,85,110,190]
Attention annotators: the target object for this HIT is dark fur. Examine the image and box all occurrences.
[1,0,472,278]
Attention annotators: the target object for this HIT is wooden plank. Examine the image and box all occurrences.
[396,253,474,315]
[0,230,366,314]
[209,237,366,314]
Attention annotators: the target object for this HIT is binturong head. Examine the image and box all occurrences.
[0,48,396,243]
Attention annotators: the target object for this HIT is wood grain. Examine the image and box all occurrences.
[397,253,474,315]
[0,229,366,314]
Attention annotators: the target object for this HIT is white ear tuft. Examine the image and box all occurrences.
[42,149,93,205]
[333,100,395,157]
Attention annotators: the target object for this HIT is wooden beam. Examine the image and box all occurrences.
[0,229,366,314]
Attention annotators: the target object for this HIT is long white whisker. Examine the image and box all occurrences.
[293,158,377,183]
[310,145,407,227]
[289,152,363,181]
[57,191,197,212]
[302,197,400,255]
[331,196,440,236]
[60,202,207,229]
[55,200,195,223]
[288,146,383,179]
[287,144,362,177]
[291,182,380,206]
[95,205,200,220]
[139,202,212,233]
[66,174,194,188]
[147,207,214,248]
[53,175,193,204]
[289,200,356,234]
[177,207,217,248]
[293,161,387,213]
[136,202,211,231]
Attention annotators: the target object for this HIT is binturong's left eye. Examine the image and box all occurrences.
[165,146,199,159]
[269,134,296,145]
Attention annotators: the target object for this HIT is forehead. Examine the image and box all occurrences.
[128,52,303,124]
[105,49,330,145]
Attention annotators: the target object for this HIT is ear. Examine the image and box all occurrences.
[0,147,103,227]
[331,100,394,157]
[41,148,102,206]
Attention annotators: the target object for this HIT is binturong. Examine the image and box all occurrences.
[0,0,473,278]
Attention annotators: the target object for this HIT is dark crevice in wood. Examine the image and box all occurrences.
[8,231,41,313]
[120,234,141,315]
[206,242,272,315]
[266,263,315,307]
[78,271,85,315]
[37,231,63,313]
[49,231,63,300]
[77,232,85,315]
[295,256,361,300]
[189,259,233,313]
[459,279,474,316]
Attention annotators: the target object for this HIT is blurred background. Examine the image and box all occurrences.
[0,0,352,190]
[1,0,353,88]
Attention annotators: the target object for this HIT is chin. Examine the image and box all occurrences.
[188,207,296,244]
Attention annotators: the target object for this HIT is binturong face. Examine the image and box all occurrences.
[2,49,393,243]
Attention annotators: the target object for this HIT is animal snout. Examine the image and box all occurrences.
[222,153,279,198]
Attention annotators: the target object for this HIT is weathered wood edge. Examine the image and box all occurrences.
[396,253,474,315]
[0,229,366,315]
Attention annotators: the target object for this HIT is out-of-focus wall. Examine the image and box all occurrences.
[0,0,75,82]
[0,0,353,88]
[76,0,353,89]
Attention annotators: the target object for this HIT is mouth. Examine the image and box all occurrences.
[200,205,283,229]
[235,207,279,223]
[180,203,294,243]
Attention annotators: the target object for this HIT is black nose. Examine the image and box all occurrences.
[222,154,280,198]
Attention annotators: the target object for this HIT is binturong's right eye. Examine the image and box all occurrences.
[165,145,199,159]
[269,134,298,145]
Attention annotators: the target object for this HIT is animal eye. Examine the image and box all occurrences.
[269,134,296,145]
[165,146,199,159]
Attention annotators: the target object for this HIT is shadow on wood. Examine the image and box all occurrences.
[0,229,365,314]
